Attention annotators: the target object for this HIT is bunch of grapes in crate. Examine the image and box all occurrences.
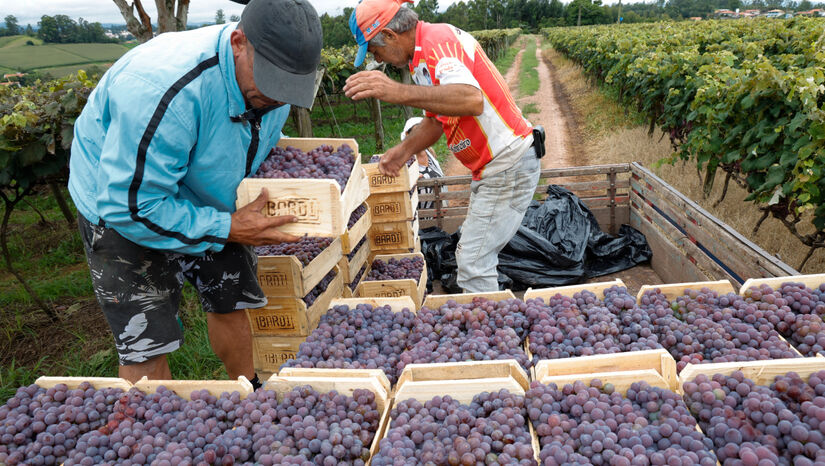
[346,237,367,262]
[527,379,718,465]
[302,268,338,307]
[371,390,536,465]
[348,265,367,294]
[638,287,799,372]
[254,237,333,266]
[525,287,661,364]
[253,144,355,192]
[0,382,381,465]
[365,256,424,282]
[347,204,368,229]
[399,297,531,372]
[731,282,825,357]
[282,304,417,384]
[683,370,825,465]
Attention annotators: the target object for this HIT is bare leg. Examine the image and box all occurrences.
[207,310,254,380]
[118,354,172,383]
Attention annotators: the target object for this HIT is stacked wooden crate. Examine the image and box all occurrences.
[235,138,370,377]
[363,156,421,259]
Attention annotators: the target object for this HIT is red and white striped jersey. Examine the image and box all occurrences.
[409,22,533,181]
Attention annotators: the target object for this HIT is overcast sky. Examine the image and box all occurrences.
[6,0,638,27]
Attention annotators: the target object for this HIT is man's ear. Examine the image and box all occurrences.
[382,28,399,44]
[230,29,247,57]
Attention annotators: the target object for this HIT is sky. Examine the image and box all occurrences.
[5,0,641,27]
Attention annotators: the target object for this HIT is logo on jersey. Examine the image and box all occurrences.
[449,138,471,153]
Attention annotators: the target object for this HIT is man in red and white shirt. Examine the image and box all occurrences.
[344,0,541,292]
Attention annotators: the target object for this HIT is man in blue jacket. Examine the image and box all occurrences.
[67,0,322,386]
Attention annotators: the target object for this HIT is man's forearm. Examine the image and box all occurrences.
[393,84,484,116]
[399,118,443,156]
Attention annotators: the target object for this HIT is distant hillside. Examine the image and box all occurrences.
[0,36,128,78]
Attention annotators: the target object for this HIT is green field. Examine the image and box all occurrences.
[0,40,128,73]
[0,35,43,48]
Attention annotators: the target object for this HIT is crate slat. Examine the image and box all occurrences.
[35,376,133,391]
[357,253,427,309]
[276,368,392,395]
[635,279,736,302]
[395,360,530,402]
[339,239,370,284]
[422,290,517,308]
[524,279,626,301]
[341,202,372,254]
[363,157,419,193]
[678,357,825,387]
[236,138,369,237]
[132,376,254,400]
[533,349,679,392]
[739,273,825,295]
[328,296,417,313]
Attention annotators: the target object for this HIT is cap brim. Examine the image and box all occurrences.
[253,48,317,108]
[354,43,368,68]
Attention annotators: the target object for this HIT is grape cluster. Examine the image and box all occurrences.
[638,287,799,372]
[349,265,367,293]
[399,298,531,372]
[371,390,536,465]
[528,379,718,465]
[254,237,333,266]
[525,286,661,364]
[0,383,381,465]
[282,304,417,383]
[365,256,425,282]
[346,236,367,261]
[254,144,356,192]
[684,369,825,465]
[347,204,367,230]
[303,268,337,307]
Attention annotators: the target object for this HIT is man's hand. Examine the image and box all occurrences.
[343,71,401,101]
[378,145,412,178]
[229,188,300,245]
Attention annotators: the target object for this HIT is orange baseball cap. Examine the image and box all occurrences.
[349,0,414,67]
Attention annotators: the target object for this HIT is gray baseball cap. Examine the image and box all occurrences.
[240,0,322,108]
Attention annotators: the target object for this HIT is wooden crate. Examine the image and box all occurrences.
[357,253,427,309]
[276,368,392,396]
[34,376,133,392]
[394,360,530,403]
[534,349,679,393]
[338,238,370,284]
[422,290,517,308]
[367,190,418,223]
[679,357,825,388]
[635,279,736,302]
[367,235,421,259]
[739,273,825,295]
[343,268,366,298]
[34,376,254,400]
[235,138,370,237]
[341,203,372,254]
[368,216,419,251]
[263,372,392,463]
[246,266,344,336]
[524,279,626,301]
[363,157,419,194]
[257,237,342,297]
[252,335,306,374]
[328,296,417,313]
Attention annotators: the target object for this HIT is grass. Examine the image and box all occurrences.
[518,37,539,97]
[522,102,539,115]
[0,42,127,72]
[0,35,43,48]
[542,46,825,274]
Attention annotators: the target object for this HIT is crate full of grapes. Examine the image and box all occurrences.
[367,189,418,223]
[254,237,342,298]
[363,153,420,194]
[246,266,344,337]
[357,253,427,309]
[236,138,370,237]
[368,216,419,251]
[341,202,371,254]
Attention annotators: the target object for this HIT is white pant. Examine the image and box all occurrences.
[456,147,541,292]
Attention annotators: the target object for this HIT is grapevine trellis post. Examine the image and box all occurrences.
[368,98,385,152]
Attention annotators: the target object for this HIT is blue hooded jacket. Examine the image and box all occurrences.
[68,24,289,255]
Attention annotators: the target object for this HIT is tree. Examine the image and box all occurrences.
[25,24,34,37]
[37,15,60,43]
[230,14,240,22]
[414,0,440,22]
[215,9,226,24]
[112,0,190,43]
[4,15,20,36]
[797,0,812,9]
